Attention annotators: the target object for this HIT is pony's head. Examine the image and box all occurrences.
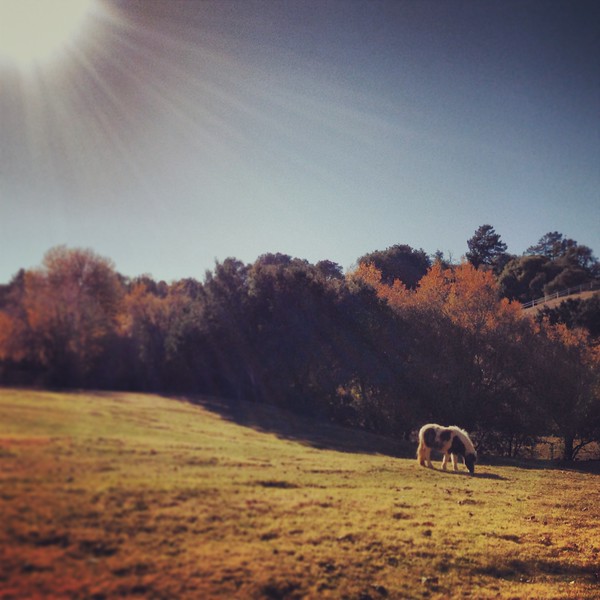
[465,452,477,475]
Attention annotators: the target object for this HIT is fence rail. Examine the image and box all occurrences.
[521,280,600,310]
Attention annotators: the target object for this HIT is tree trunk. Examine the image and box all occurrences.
[562,435,575,461]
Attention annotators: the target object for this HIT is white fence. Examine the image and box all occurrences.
[521,280,600,310]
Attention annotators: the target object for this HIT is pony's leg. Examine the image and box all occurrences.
[442,453,449,470]
[417,442,428,467]
[451,453,459,471]
[418,445,433,468]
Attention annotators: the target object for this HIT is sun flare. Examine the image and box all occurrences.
[0,0,94,69]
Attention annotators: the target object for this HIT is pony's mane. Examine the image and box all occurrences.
[449,425,476,455]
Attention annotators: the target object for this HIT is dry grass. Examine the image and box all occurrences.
[522,290,599,315]
[1,389,599,599]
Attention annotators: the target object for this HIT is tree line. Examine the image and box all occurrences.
[1,227,599,460]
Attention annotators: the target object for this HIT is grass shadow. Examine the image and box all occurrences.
[476,557,600,584]
[480,454,600,475]
[182,394,415,459]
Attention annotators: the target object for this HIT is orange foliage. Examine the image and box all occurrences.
[445,264,522,333]
[353,260,522,333]
[7,247,123,371]
[410,262,452,310]
[0,311,20,360]
[119,281,191,339]
[350,262,384,290]
[534,318,600,368]
[119,282,166,334]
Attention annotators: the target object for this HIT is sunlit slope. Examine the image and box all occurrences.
[1,389,599,599]
[522,290,599,314]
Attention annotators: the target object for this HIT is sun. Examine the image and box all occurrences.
[0,0,95,69]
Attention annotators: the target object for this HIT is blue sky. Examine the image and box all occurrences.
[1,0,599,283]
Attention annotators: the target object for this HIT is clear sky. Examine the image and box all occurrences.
[1,0,599,283]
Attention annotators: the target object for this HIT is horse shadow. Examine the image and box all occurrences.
[472,471,508,481]
[426,466,509,481]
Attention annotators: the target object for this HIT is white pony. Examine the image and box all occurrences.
[417,424,477,475]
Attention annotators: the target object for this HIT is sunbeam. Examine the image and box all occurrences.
[2,0,389,204]
[0,0,95,70]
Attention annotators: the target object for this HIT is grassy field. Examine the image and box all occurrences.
[1,389,599,599]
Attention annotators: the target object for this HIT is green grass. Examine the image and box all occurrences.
[1,389,599,599]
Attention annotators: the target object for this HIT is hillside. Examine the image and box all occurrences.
[1,389,599,599]
[522,290,599,314]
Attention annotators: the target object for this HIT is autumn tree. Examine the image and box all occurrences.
[113,275,209,392]
[117,278,171,390]
[355,261,530,449]
[0,270,30,374]
[9,247,123,386]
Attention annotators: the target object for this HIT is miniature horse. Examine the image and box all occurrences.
[417,424,477,475]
